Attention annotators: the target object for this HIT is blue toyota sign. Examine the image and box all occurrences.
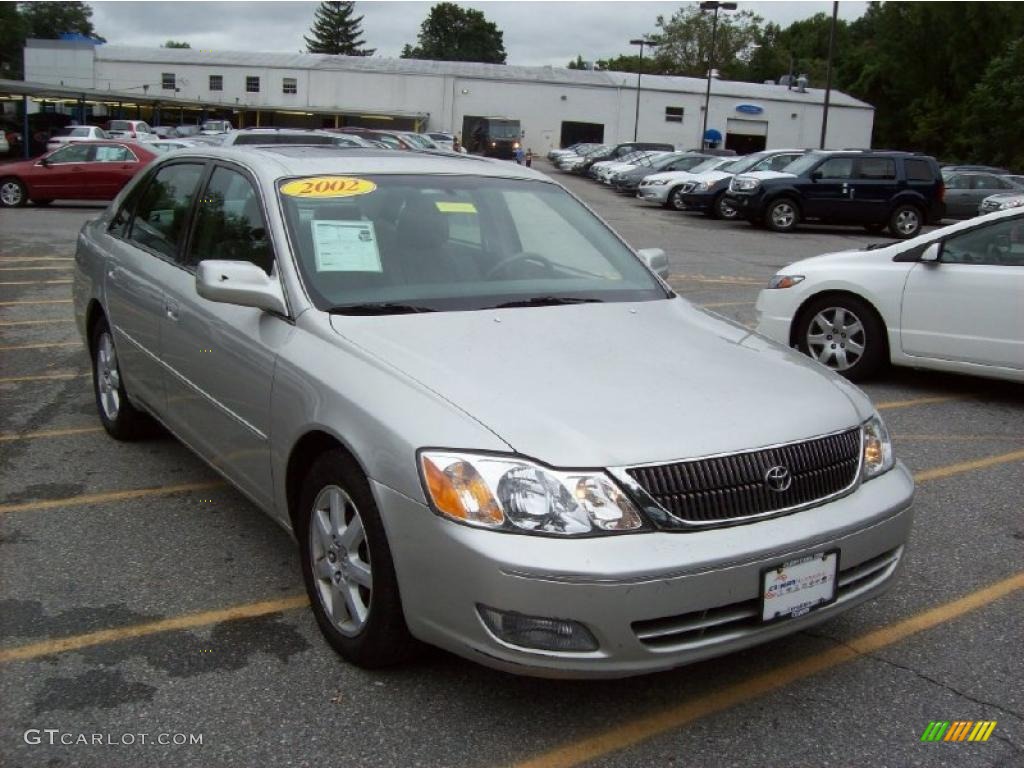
[735,104,764,115]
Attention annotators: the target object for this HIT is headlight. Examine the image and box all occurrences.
[419,451,645,535]
[649,179,670,186]
[1001,199,1024,209]
[861,415,894,480]
[731,177,761,192]
[692,181,712,192]
[513,141,520,149]
[768,274,805,289]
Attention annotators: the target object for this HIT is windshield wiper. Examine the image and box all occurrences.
[328,302,437,315]
[493,296,605,309]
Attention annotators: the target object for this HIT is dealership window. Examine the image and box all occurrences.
[282,77,297,95]
[665,106,684,123]
[246,76,260,93]
[161,72,175,90]
[209,74,223,91]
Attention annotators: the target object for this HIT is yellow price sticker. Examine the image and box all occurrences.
[280,176,377,198]
[435,201,477,214]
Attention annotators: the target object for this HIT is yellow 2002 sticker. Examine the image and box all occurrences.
[280,176,377,198]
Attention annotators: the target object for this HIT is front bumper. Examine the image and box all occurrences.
[374,462,914,678]
[681,189,716,211]
[637,185,671,204]
[754,286,799,346]
[724,192,767,220]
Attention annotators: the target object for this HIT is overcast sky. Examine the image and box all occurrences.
[90,1,867,68]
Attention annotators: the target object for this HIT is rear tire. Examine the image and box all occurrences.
[888,204,923,239]
[765,198,799,232]
[298,449,418,668]
[0,177,27,207]
[90,317,151,440]
[796,294,886,381]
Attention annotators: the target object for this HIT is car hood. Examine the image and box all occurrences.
[643,170,705,184]
[737,170,797,181]
[329,299,871,468]
[689,170,735,184]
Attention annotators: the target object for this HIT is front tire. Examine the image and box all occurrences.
[711,193,739,220]
[298,450,416,668]
[667,186,687,211]
[888,204,923,239]
[796,295,886,381]
[765,198,799,232]
[90,317,151,439]
[0,177,27,207]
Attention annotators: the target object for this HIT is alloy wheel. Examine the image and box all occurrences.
[893,208,920,236]
[806,307,866,371]
[770,201,796,229]
[96,332,121,420]
[309,485,373,637]
[0,180,23,206]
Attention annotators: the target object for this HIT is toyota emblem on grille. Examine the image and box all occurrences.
[764,465,792,492]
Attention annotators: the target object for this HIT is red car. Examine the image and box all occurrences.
[0,140,157,207]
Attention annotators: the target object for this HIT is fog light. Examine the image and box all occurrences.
[477,605,599,652]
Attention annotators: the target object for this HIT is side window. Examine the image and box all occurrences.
[856,158,896,180]
[128,163,205,261]
[815,158,855,179]
[94,145,135,163]
[943,173,966,189]
[109,173,151,238]
[188,167,273,274]
[905,159,935,181]
[971,174,1009,190]
[942,218,1024,266]
[47,144,92,163]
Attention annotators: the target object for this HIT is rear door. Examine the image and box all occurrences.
[848,156,899,224]
[90,144,143,197]
[942,173,973,218]
[900,215,1024,369]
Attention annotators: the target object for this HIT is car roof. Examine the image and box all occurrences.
[148,145,550,182]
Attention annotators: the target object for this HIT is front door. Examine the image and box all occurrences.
[801,156,856,222]
[31,143,95,197]
[900,216,1024,370]
[159,163,291,509]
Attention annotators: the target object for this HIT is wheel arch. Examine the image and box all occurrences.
[84,299,107,356]
[285,429,371,535]
[789,289,891,360]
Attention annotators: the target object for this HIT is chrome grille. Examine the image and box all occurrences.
[626,428,861,525]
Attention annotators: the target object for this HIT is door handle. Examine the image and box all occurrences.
[165,300,179,322]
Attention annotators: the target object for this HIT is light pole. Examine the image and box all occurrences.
[699,1,737,149]
[819,1,839,148]
[629,38,657,141]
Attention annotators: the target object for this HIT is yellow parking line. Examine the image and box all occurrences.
[0,371,88,383]
[671,273,765,286]
[0,595,309,663]
[0,279,72,286]
[875,395,968,410]
[0,426,104,442]
[0,299,72,306]
[0,265,72,272]
[0,318,74,327]
[914,449,1024,483]
[0,480,225,515]
[0,341,80,351]
[509,571,1024,768]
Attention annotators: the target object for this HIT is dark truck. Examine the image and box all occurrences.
[469,117,522,159]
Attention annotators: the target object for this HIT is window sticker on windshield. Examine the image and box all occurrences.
[281,176,376,198]
[312,220,382,273]
[435,201,477,214]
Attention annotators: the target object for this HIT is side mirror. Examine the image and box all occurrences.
[810,170,822,181]
[39,157,50,167]
[637,247,669,279]
[195,260,287,315]
[920,242,941,263]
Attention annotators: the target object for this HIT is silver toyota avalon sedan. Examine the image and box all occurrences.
[73,146,914,678]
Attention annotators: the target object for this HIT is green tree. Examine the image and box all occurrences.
[162,40,191,49]
[305,1,374,56]
[19,1,104,41]
[959,38,1024,169]
[567,55,585,70]
[652,3,763,78]
[595,54,654,75]
[0,3,27,78]
[401,3,507,64]
[744,14,851,87]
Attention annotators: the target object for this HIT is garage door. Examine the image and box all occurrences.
[726,118,768,153]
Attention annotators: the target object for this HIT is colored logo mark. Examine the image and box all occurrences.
[920,721,997,742]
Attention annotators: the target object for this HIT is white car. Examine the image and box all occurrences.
[106,120,157,142]
[148,139,202,153]
[426,132,455,152]
[756,208,1024,383]
[636,157,736,208]
[594,152,669,184]
[46,125,109,151]
[979,190,1024,216]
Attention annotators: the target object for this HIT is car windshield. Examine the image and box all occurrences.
[778,153,827,176]
[487,121,520,139]
[278,175,668,313]
[688,158,729,174]
[726,151,784,174]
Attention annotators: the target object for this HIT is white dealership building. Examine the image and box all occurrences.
[21,39,874,153]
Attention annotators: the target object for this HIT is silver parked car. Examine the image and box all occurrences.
[73,146,914,678]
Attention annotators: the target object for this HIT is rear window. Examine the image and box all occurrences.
[109,121,132,131]
[904,159,935,182]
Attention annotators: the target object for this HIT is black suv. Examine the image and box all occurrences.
[576,141,674,176]
[724,150,945,238]
[678,148,808,219]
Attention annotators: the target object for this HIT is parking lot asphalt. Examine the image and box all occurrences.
[1,168,1022,768]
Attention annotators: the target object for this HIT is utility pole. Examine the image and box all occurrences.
[820,1,839,149]
[699,1,737,149]
[629,38,657,141]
